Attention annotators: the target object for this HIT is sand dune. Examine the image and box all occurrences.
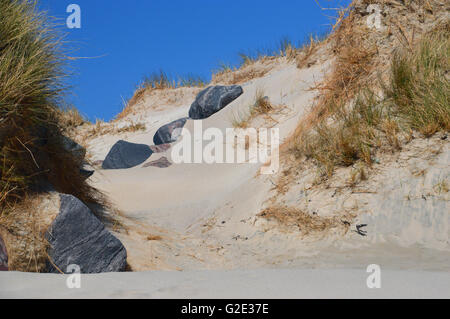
[83,55,449,277]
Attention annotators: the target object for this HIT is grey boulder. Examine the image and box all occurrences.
[189,85,243,119]
[153,118,188,145]
[102,140,153,169]
[0,235,7,271]
[46,194,127,274]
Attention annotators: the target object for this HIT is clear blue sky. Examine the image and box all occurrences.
[40,0,351,121]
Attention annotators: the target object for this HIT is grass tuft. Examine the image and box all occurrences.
[259,206,353,236]
[387,22,450,137]
[289,22,449,178]
[232,89,277,128]
[117,70,206,120]
[0,0,108,271]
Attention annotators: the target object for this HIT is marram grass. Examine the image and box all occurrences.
[0,0,104,216]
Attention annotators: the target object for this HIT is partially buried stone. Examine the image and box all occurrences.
[46,194,127,273]
[189,85,243,119]
[102,140,153,169]
[153,118,188,145]
[142,157,172,168]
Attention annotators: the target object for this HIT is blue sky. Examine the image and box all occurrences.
[40,0,351,121]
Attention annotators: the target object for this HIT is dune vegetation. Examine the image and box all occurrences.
[117,71,207,120]
[119,35,322,120]
[0,0,104,219]
[289,22,449,178]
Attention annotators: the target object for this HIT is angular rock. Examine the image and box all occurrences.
[142,157,172,168]
[189,85,243,119]
[0,235,7,271]
[102,140,153,169]
[153,118,188,145]
[61,136,86,164]
[46,194,127,274]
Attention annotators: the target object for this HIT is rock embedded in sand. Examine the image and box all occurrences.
[102,140,153,169]
[189,85,243,119]
[46,194,127,274]
[142,156,172,168]
[0,234,8,271]
[153,117,188,145]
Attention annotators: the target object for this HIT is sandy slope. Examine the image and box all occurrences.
[85,58,340,272]
[1,54,448,298]
[84,55,449,275]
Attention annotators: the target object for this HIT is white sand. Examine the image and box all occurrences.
[1,268,449,299]
[1,55,448,298]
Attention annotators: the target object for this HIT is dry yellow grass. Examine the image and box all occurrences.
[83,119,146,140]
[117,71,206,120]
[117,87,147,120]
[0,0,106,212]
[212,37,310,86]
[295,35,323,69]
[0,193,60,272]
[212,57,276,85]
[277,6,377,178]
[146,235,163,241]
[0,0,111,271]
[56,106,87,132]
[117,122,146,133]
[259,206,354,236]
[277,0,449,190]
[232,89,282,128]
[290,22,449,179]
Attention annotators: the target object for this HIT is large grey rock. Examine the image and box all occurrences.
[46,194,127,274]
[0,235,7,271]
[189,85,244,119]
[102,140,153,169]
[153,118,188,145]
[61,136,86,164]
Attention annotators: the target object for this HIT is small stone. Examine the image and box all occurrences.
[142,156,172,168]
